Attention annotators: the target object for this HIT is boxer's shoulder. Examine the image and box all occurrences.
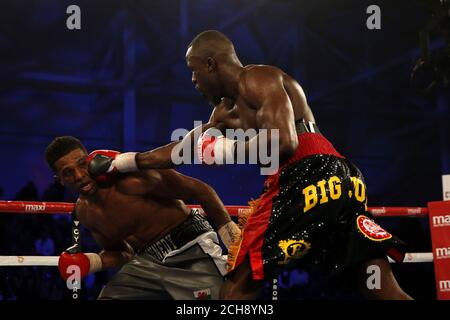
[242,64,284,80]
[239,65,285,99]
[75,197,100,229]
[114,169,163,195]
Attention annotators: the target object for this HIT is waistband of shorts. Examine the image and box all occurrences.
[286,120,345,166]
[261,122,345,183]
[295,119,321,135]
[138,209,213,261]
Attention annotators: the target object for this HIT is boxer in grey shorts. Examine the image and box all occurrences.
[45,136,239,300]
[99,210,227,300]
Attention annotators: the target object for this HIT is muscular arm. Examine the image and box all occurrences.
[90,231,134,270]
[136,140,181,169]
[154,170,231,228]
[136,119,221,170]
[78,207,134,270]
[116,168,239,248]
[239,67,299,163]
[117,169,230,228]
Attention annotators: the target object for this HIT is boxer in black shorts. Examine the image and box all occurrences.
[90,30,412,299]
[240,120,406,288]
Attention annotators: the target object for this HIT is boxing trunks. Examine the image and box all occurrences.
[227,120,406,281]
[98,209,227,299]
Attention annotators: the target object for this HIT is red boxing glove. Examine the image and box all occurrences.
[58,251,102,281]
[87,150,121,183]
[197,134,217,165]
[197,128,236,165]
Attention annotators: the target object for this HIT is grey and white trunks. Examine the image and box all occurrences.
[98,209,227,300]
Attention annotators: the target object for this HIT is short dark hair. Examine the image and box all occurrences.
[188,30,232,49]
[45,136,87,172]
[188,30,235,58]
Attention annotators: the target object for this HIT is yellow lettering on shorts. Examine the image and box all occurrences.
[351,177,366,202]
[328,176,342,200]
[302,176,342,212]
[317,180,329,204]
[303,185,318,213]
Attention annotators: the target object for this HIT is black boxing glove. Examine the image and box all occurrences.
[87,150,122,183]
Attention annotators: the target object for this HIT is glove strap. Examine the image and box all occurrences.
[112,152,139,172]
[85,253,102,273]
[218,221,241,249]
[213,137,236,165]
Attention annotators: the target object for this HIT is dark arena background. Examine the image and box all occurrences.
[0,0,449,300]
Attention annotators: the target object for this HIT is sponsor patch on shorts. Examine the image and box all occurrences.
[278,239,311,264]
[356,215,392,241]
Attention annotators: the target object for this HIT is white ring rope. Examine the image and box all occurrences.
[0,256,59,266]
[0,252,433,266]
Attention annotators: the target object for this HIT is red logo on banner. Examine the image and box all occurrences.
[435,247,450,260]
[439,280,450,293]
[428,201,450,300]
[431,215,450,227]
[356,215,392,241]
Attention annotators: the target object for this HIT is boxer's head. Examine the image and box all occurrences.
[186,30,242,104]
[45,136,97,195]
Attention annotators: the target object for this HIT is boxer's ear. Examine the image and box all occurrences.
[207,57,216,72]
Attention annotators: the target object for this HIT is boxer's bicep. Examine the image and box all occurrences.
[90,231,134,269]
[245,70,295,132]
[90,230,110,249]
[243,69,298,157]
[90,229,125,251]
[154,170,230,227]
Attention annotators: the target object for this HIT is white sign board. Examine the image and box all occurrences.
[443,175,450,200]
